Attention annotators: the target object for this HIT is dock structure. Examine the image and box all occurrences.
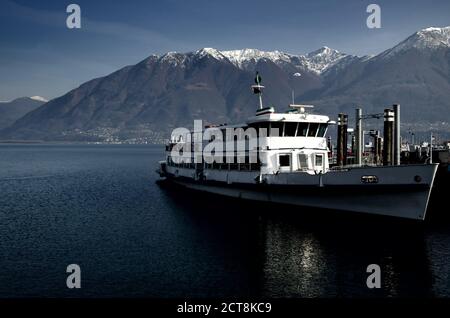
[337,113,348,166]
[333,105,403,167]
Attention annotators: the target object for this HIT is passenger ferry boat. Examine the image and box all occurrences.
[157,75,438,220]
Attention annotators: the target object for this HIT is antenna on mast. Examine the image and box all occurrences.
[291,72,301,110]
[251,72,264,110]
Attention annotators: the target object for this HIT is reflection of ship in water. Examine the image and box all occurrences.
[424,223,450,297]
[263,211,433,297]
[258,213,434,297]
[158,184,450,297]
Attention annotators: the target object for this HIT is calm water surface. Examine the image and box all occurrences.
[0,144,449,298]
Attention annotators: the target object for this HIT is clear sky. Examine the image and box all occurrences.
[1,0,450,101]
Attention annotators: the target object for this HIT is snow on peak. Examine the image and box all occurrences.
[30,96,48,102]
[382,26,450,58]
[307,46,338,56]
[153,46,353,74]
[221,48,292,68]
[302,46,347,73]
[159,51,187,66]
[219,47,349,74]
[195,48,226,60]
[415,26,450,47]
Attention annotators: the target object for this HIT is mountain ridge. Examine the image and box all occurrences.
[2,26,450,142]
[141,46,357,75]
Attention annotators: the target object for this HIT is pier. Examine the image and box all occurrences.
[330,105,450,212]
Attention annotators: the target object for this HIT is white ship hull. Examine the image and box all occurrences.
[161,164,439,220]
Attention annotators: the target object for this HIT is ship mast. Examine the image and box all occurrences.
[251,72,264,110]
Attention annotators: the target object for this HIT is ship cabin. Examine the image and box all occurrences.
[166,104,332,177]
[245,105,330,175]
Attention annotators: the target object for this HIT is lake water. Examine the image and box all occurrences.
[0,144,449,298]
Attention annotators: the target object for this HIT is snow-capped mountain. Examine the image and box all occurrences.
[411,26,450,48]
[300,46,349,74]
[3,26,450,141]
[221,47,355,74]
[195,48,227,61]
[221,48,292,69]
[157,26,450,73]
[380,26,450,59]
[220,47,352,74]
[152,46,355,75]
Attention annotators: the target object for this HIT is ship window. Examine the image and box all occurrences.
[257,122,270,137]
[297,123,308,137]
[279,154,291,167]
[315,154,324,167]
[298,154,308,169]
[270,122,284,137]
[308,123,319,137]
[317,124,328,137]
[284,123,297,137]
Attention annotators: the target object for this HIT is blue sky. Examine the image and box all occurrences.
[1,0,450,100]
